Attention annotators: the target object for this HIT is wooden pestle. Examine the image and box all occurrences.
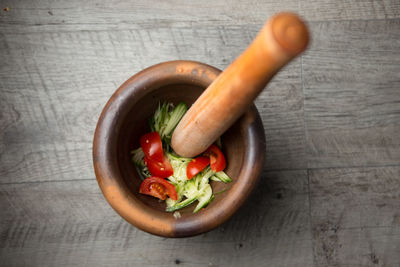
[171,12,310,157]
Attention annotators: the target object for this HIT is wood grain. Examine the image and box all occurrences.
[1,0,400,265]
[0,170,313,266]
[0,0,399,34]
[309,166,400,266]
[0,25,304,184]
[300,0,400,22]
[255,57,306,170]
[303,20,400,168]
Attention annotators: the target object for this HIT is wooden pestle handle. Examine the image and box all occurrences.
[171,12,310,157]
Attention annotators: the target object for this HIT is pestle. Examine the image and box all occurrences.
[171,12,309,157]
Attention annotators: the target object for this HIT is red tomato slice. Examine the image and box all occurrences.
[144,154,173,178]
[204,144,226,172]
[140,132,163,162]
[186,156,210,180]
[139,176,177,200]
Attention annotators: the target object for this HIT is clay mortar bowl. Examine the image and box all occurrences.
[93,60,265,237]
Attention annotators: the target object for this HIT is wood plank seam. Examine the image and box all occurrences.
[2,17,400,35]
[306,168,317,267]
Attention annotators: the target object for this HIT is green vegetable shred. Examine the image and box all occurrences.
[131,101,232,213]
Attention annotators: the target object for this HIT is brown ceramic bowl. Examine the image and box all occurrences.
[93,60,265,237]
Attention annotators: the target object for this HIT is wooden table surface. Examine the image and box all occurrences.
[1,1,399,266]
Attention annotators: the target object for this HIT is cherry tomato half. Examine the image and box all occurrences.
[140,132,163,162]
[139,176,177,200]
[186,156,210,180]
[144,154,174,178]
[204,144,226,172]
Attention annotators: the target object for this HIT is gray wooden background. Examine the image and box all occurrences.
[1,0,399,266]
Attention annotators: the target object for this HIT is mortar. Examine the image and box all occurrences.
[93,60,265,237]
